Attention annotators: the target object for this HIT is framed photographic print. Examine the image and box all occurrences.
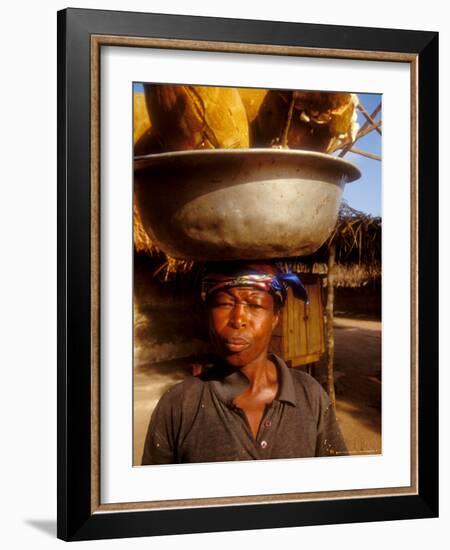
[57,7,438,542]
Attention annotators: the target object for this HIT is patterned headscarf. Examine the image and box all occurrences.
[200,261,309,306]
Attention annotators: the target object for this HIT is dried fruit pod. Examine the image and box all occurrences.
[252,90,359,153]
[325,94,359,152]
[144,84,249,151]
[133,91,165,156]
[238,87,268,123]
[133,91,152,145]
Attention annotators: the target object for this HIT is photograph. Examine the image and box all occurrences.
[132,83,383,466]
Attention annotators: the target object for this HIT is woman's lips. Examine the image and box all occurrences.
[223,338,250,352]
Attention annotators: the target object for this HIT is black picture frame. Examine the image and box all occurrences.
[57,7,438,542]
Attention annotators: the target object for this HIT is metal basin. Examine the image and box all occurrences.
[134,148,361,261]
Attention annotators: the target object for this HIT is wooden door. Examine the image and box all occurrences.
[270,274,325,367]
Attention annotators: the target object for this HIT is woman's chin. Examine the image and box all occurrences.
[223,355,245,367]
[213,342,269,368]
[220,349,255,368]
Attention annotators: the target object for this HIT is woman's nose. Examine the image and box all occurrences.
[229,303,247,327]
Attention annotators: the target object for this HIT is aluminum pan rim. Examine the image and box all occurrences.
[134,148,362,183]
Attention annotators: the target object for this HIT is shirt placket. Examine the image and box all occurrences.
[232,401,276,457]
[225,404,256,459]
[256,402,276,456]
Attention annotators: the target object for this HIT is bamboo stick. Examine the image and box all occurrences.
[328,118,382,155]
[356,120,382,140]
[357,103,382,135]
[338,102,382,158]
[349,147,382,161]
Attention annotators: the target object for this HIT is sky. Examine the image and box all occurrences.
[340,93,381,217]
[133,84,381,217]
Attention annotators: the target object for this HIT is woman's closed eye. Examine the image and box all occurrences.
[214,302,260,309]
[214,301,234,308]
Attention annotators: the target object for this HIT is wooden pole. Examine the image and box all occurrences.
[326,243,336,407]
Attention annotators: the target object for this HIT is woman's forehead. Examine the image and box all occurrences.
[214,286,272,299]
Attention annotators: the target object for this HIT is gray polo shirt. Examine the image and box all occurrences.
[141,352,348,464]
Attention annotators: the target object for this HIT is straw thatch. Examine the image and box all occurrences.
[280,201,382,286]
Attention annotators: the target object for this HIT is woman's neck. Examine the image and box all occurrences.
[239,351,277,393]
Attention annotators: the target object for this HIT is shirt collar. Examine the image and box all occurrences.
[205,352,297,407]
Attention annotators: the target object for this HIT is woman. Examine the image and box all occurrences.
[141,261,348,464]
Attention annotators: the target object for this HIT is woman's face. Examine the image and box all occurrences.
[207,286,280,368]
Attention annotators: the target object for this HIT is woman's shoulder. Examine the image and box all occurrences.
[288,367,330,412]
[290,368,324,392]
[160,374,203,398]
[155,356,237,412]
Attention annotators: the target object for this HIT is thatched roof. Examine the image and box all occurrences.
[329,201,381,267]
[134,199,381,288]
[280,201,381,286]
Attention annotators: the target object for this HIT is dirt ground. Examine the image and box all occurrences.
[134,316,381,463]
[315,317,382,455]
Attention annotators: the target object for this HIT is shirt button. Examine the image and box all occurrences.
[265,420,272,427]
[260,440,268,449]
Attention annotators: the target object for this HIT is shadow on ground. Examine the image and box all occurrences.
[24,519,56,538]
